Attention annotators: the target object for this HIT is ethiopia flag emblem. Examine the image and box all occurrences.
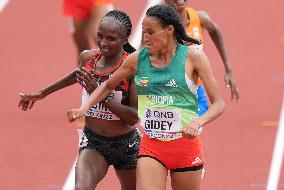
[139,78,148,87]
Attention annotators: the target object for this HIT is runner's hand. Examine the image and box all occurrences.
[224,72,240,102]
[182,120,202,139]
[67,107,86,122]
[18,92,45,111]
[76,67,98,94]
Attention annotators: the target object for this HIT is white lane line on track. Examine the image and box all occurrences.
[130,0,162,49]
[62,129,83,190]
[0,0,10,12]
[266,96,284,190]
[62,157,77,190]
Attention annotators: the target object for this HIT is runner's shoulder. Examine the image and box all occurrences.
[79,49,99,67]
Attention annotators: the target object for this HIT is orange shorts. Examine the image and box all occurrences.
[63,0,113,20]
[139,134,204,171]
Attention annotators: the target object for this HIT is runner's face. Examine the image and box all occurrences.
[142,16,172,54]
[164,0,186,12]
[96,18,126,58]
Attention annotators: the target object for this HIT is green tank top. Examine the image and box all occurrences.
[135,44,198,140]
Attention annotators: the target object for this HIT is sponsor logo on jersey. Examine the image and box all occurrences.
[166,79,177,87]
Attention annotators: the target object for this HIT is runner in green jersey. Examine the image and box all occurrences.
[68,4,225,190]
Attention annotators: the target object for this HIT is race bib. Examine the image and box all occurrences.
[82,88,122,120]
[141,107,182,139]
[146,132,182,139]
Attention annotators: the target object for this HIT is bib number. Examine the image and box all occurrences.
[141,107,182,139]
[82,89,122,120]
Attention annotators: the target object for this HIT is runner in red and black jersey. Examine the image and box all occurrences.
[18,10,139,190]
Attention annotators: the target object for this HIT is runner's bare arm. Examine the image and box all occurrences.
[188,47,225,127]
[198,10,240,101]
[18,50,95,111]
[103,78,139,126]
[18,68,80,111]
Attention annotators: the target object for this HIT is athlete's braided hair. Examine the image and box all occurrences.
[103,10,136,53]
[146,4,201,45]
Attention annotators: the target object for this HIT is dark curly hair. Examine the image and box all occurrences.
[102,10,136,53]
[146,4,201,45]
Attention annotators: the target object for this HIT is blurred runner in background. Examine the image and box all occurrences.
[63,0,114,65]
